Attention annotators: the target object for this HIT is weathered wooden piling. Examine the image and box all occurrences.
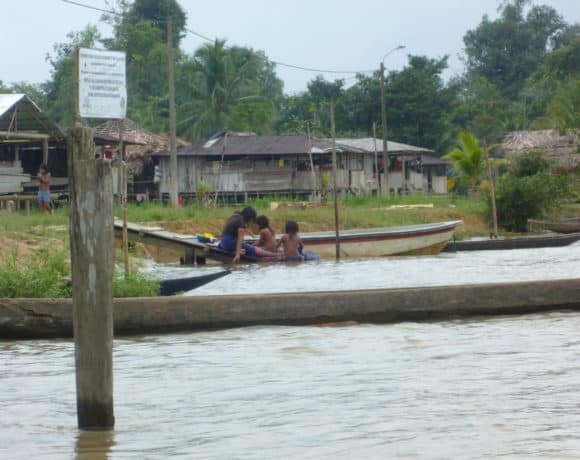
[67,125,115,430]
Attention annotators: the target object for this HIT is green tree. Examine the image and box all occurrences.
[548,77,580,130]
[442,132,485,195]
[276,93,319,135]
[305,76,345,136]
[463,0,567,99]
[102,1,184,133]
[111,0,187,46]
[386,55,455,152]
[449,74,507,144]
[521,37,580,129]
[42,25,102,126]
[177,40,281,141]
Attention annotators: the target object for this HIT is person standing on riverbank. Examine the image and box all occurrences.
[37,163,52,215]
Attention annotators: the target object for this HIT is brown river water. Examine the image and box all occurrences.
[1,242,580,459]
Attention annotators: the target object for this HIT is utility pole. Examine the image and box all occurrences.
[167,17,179,209]
[330,101,340,260]
[380,45,405,197]
[380,61,388,197]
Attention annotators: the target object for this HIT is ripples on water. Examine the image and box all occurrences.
[183,241,580,296]
[1,243,580,459]
[2,314,580,459]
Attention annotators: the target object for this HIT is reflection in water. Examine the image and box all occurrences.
[75,430,115,460]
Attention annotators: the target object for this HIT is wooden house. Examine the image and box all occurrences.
[0,94,66,194]
[334,138,451,194]
[150,132,450,200]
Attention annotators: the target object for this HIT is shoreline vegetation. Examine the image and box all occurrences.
[1,194,578,298]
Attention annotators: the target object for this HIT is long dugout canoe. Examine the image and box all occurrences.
[1,279,580,339]
[442,232,580,252]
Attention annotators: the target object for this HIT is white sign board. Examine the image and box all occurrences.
[78,48,127,119]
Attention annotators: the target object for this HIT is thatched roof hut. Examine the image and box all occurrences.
[503,129,579,170]
[94,119,190,174]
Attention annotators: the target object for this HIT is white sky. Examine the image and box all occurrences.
[2,0,579,94]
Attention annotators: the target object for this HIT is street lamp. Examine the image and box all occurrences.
[380,45,405,196]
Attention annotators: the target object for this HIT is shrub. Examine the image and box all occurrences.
[510,150,552,177]
[493,150,570,231]
[113,269,160,298]
[0,248,161,298]
[0,248,71,298]
[494,173,567,231]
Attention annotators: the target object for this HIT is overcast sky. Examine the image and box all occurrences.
[2,0,579,94]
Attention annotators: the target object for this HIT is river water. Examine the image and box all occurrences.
[2,242,580,459]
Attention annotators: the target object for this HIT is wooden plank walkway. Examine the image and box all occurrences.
[113,219,214,264]
[113,220,255,264]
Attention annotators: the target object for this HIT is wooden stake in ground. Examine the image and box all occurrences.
[330,101,340,260]
[483,140,499,238]
[119,119,129,277]
[122,161,129,276]
[306,123,318,201]
[68,125,115,430]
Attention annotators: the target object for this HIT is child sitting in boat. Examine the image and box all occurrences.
[254,215,278,252]
[218,207,279,263]
[278,220,305,262]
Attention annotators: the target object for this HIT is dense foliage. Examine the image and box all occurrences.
[1,0,578,150]
[494,151,570,231]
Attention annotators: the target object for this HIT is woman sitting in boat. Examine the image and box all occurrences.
[254,215,278,252]
[218,207,279,263]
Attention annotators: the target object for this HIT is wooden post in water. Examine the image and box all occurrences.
[330,101,340,260]
[68,125,115,430]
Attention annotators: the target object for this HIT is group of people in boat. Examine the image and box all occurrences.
[218,206,311,263]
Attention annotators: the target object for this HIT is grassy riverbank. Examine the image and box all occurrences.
[2,192,579,269]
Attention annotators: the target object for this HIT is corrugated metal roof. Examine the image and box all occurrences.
[152,132,370,157]
[333,137,432,154]
[0,93,64,140]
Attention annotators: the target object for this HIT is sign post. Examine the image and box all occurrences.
[78,48,127,120]
[70,47,127,430]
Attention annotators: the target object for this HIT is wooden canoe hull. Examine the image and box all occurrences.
[2,278,579,339]
[159,270,231,295]
[442,232,580,252]
[294,220,463,258]
[529,218,580,234]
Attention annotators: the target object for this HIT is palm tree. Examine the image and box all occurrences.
[177,40,274,141]
[443,132,485,196]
